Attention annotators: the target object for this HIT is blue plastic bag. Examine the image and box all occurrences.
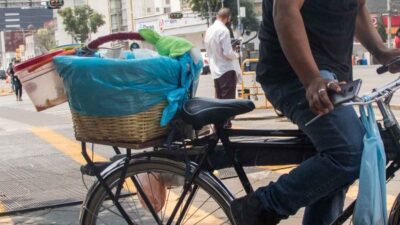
[353,103,387,225]
[53,52,201,126]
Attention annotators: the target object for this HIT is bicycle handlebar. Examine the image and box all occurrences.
[343,76,400,106]
[376,57,400,74]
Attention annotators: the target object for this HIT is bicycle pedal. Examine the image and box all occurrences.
[80,162,111,176]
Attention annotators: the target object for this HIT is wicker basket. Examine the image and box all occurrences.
[67,32,171,146]
[71,102,167,144]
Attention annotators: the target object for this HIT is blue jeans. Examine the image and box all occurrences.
[256,71,365,225]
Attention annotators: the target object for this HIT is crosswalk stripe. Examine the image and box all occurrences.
[31,127,107,164]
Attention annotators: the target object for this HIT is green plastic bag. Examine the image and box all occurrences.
[139,29,193,58]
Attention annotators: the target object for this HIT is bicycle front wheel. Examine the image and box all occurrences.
[80,157,234,225]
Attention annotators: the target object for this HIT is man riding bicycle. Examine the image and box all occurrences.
[231,0,400,224]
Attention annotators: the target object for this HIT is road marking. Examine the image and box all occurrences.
[31,127,107,164]
[0,204,12,224]
[31,127,223,223]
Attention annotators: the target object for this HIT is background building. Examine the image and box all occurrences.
[54,0,136,47]
[0,7,53,30]
[0,2,53,69]
[0,0,43,8]
[133,0,208,49]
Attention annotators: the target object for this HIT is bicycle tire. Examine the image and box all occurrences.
[389,193,400,225]
[80,157,234,225]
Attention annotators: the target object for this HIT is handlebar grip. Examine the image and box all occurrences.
[377,65,389,75]
[87,32,144,50]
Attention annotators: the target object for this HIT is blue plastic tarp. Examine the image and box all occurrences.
[53,53,202,126]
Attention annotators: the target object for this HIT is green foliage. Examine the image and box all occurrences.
[58,5,105,43]
[35,26,57,52]
[377,17,387,42]
[186,0,260,33]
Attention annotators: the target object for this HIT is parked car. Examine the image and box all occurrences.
[0,70,6,80]
[200,50,210,75]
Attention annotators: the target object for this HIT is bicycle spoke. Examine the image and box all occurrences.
[84,206,118,225]
[193,206,223,225]
[176,185,199,225]
[82,160,232,225]
[133,174,163,224]
[183,195,212,224]
[118,188,143,224]
[162,187,172,223]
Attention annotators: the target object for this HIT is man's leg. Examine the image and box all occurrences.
[214,70,237,99]
[214,71,237,127]
[302,187,348,225]
[15,84,19,101]
[253,80,364,225]
[18,83,22,100]
[214,78,222,99]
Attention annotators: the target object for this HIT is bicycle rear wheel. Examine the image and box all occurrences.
[80,157,234,225]
[389,193,400,225]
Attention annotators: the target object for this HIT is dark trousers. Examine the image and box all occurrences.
[214,70,237,99]
[256,70,364,225]
[15,81,22,100]
[214,70,237,127]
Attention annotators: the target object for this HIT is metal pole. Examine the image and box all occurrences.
[221,0,224,8]
[388,0,392,48]
[207,0,211,27]
[236,0,242,63]
[236,0,241,38]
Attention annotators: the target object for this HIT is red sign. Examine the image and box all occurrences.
[4,31,24,52]
[382,15,400,27]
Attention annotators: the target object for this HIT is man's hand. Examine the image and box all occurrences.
[306,78,343,115]
[377,48,400,73]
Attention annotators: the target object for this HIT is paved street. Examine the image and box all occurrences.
[0,66,399,225]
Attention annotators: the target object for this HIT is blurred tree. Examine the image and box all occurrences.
[35,26,57,52]
[186,0,260,34]
[58,5,105,43]
[377,16,388,42]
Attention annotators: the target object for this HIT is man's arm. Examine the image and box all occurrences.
[355,0,392,63]
[220,30,238,60]
[273,0,339,114]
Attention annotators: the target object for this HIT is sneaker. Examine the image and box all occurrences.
[230,193,282,225]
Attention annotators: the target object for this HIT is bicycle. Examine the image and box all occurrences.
[74,37,400,225]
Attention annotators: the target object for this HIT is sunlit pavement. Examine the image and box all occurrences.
[0,66,399,225]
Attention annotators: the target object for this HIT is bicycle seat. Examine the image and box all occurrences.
[182,97,255,129]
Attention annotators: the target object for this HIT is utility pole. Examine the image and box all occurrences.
[206,0,212,27]
[388,0,392,48]
[236,0,241,38]
[236,0,242,64]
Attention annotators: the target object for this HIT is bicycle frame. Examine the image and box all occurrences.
[79,77,400,225]
[205,79,400,225]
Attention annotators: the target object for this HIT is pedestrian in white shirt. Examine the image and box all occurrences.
[204,8,242,102]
